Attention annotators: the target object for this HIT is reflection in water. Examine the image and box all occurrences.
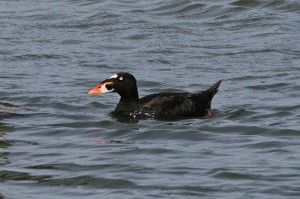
[0,170,51,183]
[0,103,24,115]
[0,102,24,125]
[0,123,14,133]
[0,103,18,134]
[0,103,16,177]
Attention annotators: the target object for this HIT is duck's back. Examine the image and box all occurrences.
[137,92,211,119]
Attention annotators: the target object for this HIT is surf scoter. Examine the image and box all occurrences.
[88,72,222,120]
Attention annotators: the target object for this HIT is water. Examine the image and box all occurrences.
[1,0,300,198]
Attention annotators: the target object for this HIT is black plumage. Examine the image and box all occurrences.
[88,72,222,120]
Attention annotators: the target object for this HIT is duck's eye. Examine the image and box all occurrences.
[119,76,123,81]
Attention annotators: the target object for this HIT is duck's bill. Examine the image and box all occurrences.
[88,81,114,95]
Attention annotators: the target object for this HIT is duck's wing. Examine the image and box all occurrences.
[139,93,199,119]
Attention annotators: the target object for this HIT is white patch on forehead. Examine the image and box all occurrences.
[109,74,118,79]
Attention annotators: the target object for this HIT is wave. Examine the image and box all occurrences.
[106,0,300,18]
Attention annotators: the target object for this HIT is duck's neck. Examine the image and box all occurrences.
[119,88,139,103]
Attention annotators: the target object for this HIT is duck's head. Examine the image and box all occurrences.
[88,72,139,100]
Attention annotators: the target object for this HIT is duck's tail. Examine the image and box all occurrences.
[206,79,223,101]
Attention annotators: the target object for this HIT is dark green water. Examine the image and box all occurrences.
[1,0,300,198]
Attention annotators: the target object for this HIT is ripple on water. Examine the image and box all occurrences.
[38,175,136,189]
[0,170,51,182]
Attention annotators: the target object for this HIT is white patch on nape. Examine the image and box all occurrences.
[109,74,118,79]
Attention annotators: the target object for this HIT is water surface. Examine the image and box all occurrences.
[1,0,300,198]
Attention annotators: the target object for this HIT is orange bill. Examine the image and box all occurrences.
[88,82,114,95]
